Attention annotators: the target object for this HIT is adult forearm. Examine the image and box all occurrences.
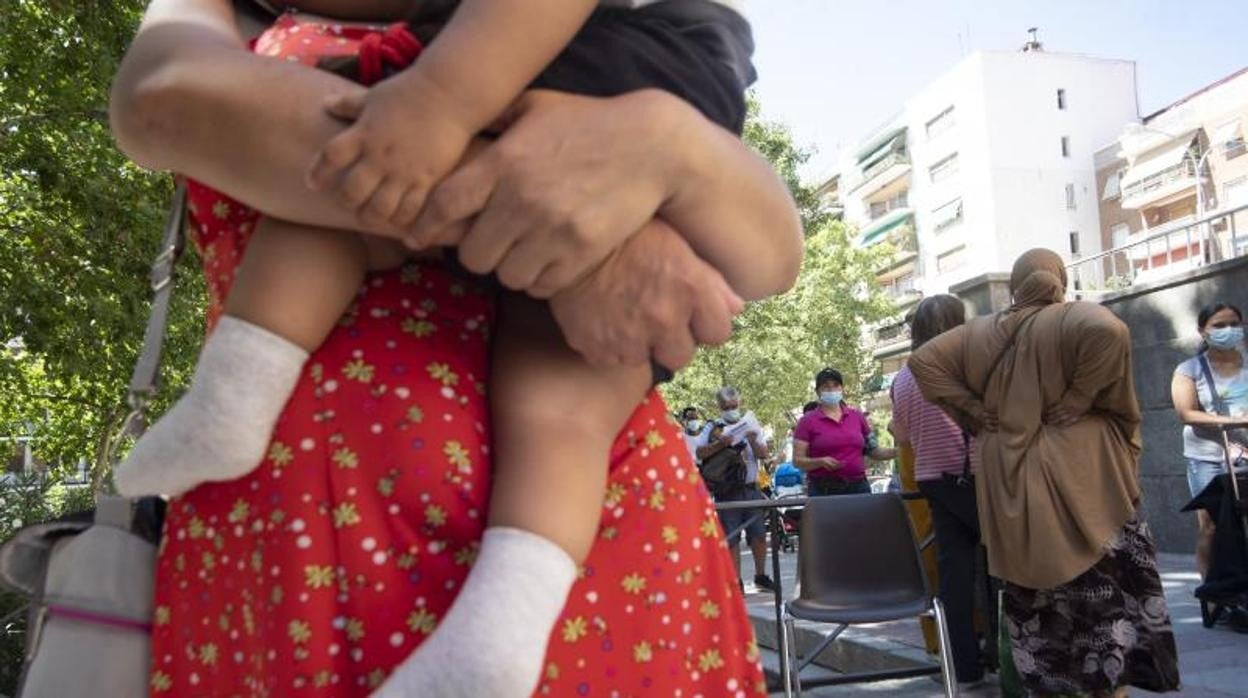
[110,21,391,235]
[1179,409,1236,428]
[793,457,826,472]
[658,97,803,301]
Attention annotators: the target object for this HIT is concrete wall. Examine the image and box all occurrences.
[1097,256,1248,553]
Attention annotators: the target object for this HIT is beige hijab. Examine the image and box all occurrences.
[909,249,1142,589]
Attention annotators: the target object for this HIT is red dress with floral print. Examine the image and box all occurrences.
[148,16,765,698]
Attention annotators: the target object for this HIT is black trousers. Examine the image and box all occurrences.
[917,477,984,683]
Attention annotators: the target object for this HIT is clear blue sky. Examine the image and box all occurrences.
[748,0,1248,181]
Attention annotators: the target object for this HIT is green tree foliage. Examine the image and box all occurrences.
[0,1,204,484]
[661,102,893,438]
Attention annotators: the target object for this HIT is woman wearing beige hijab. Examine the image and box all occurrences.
[910,249,1179,697]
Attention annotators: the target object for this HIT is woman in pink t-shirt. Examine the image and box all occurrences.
[890,295,983,687]
[792,367,895,496]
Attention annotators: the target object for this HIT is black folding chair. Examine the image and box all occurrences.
[781,493,957,697]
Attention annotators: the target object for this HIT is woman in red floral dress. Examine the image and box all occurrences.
[114,4,777,696]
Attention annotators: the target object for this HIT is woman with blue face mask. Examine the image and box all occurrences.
[1172,302,1248,592]
[792,368,896,496]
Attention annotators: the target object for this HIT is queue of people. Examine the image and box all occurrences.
[687,248,1190,697]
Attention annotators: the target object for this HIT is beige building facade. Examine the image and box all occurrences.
[1091,68,1248,288]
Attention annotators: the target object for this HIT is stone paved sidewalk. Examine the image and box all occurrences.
[743,550,1248,696]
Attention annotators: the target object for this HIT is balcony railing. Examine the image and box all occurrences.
[874,322,910,345]
[1120,160,1196,203]
[869,192,910,220]
[882,277,918,301]
[1066,201,1248,299]
[860,149,910,185]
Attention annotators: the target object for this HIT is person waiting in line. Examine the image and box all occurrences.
[696,387,777,592]
[792,368,896,496]
[679,405,708,464]
[1171,301,1248,629]
[891,294,984,689]
[910,249,1179,697]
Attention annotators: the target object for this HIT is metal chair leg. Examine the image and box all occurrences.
[782,613,801,698]
[931,599,959,698]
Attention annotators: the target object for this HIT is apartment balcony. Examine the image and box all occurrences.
[874,226,920,276]
[851,127,910,195]
[860,208,914,247]
[851,151,912,196]
[1119,144,1197,210]
[880,274,921,308]
[871,320,912,359]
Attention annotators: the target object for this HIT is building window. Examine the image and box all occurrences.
[1101,170,1122,201]
[1068,231,1080,257]
[1057,89,1067,110]
[926,106,956,139]
[932,197,964,232]
[1110,223,1130,250]
[1065,183,1076,210]
[936,245,967,274]
[929,153,960,183]
[1215,119,1245,160]
[1225,176,1248,207]
[1060,136,1071,158]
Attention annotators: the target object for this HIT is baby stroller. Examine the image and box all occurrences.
[1181,423,1248,629]
[772,462,804,552]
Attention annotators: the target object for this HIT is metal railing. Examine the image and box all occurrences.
[861,150,910,185]
[1120,159,1197,202]
[1066,201,1248,299]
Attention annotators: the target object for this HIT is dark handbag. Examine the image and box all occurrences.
[0,183,187,697]
[699,442,748,501]
[942,431,975,489]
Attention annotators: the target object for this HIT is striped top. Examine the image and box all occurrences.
[890,365,974,481]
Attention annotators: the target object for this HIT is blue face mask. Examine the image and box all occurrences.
[819,391,843,406]
[1208,326,1244,350]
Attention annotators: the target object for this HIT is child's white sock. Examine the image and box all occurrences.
[115,316,307,497]
[371,527,577,698]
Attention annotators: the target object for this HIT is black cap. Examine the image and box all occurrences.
[815,367,843,388]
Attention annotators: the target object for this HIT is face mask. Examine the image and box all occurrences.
[684,419,703,434]
[1208,326,1245,350]
[819,391,843,406]
[721,409,742,424]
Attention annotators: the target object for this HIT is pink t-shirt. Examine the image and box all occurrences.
[793,406,872,483]
[890,365,973,481]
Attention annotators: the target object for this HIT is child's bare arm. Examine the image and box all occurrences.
[306,0,597,227]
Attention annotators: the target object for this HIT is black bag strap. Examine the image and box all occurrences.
[1197,353,1231,417]
[959,430,972,482]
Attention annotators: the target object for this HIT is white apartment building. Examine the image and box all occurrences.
[837,43,1139,370]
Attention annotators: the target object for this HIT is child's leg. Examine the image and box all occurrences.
[376,294,651,698]
[115,218,371,497]
[487,294,652,563]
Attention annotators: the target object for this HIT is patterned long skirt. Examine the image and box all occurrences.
[1002,516,1181,695]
